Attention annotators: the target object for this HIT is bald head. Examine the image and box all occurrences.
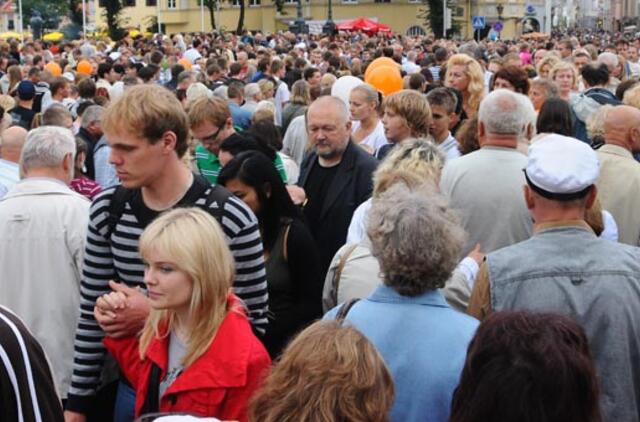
[308,95,349,125]
[307,96,352,165]
[0,126,28,163]
[603,105,640,152]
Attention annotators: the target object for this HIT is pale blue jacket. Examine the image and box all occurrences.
[325,285,478,422]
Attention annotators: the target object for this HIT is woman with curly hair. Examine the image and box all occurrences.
[325,183,478,422]
[249,320,394,422]
[490,65,530,95]
[444,53,485,119]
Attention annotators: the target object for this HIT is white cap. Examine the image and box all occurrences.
[62,72,75,82]
[525,134,599,197]
[109,52,121,61]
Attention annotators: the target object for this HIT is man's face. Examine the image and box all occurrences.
[307,103,351,160]
[534,49,547,65]
[382,109,411,143]
[628,47,639,63]
[237,52,247,66]
[108,130,171,189]
[429,105,453,142]
[308,70,322,87]
[557,44,571,58]
[574,55,589,71]
[191,120,226,156]
[311,51,322,64]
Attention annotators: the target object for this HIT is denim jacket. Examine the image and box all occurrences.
[487,221,640,422]
[325,286,478,422]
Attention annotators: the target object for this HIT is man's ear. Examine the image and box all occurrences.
[585,185,598,210]
[160,131,178,154]
[523,184,534,210]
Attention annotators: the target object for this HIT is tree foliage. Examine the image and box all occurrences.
[102,0,126,40]
[419,0,459,37]
[21,0,66,30]
[68,0,84,26]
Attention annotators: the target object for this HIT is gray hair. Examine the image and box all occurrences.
[478,89,535,136]
[81,105,104,129]
[597,52,618,70]
[42,105,72,127]
[309,95,349,124]
[244,83,261,100]
[367,183,466,295]
[530,78,559,98]
[21,126,76,172]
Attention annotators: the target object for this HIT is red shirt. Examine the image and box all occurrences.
[70,177,102,200]
[104,295,270,421]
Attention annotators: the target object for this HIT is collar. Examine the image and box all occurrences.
[3,177,81,199]
[194,143,219,165]
[144,295,254,393]
[533,219,594,235]
[598,143,633,159]
[368,285,450,308]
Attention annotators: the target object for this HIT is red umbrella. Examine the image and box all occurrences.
[337,17,392,34]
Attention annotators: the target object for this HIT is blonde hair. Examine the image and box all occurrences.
[446,54,485,115]
[373,137,444,197]
[382,90,432,138]
[249,320,394,422]
[257,79,274,99]
[138,207,236,367]
[550,61,578,90]
[187,96,230,129]
[321,73,337,90]
[623,84,640,109]
[102,84,189,157]
[586,104,613,141]
[536,55,560,77]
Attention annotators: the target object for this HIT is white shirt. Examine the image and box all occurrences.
[401,61,421,74]
[438,133,461,161]
[351,120,389,152]
[183,48,202,64]
[274,78,290,127]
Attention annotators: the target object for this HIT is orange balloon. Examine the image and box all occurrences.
[364,57,399,80]
[77,60,93,75]
[178,57,192,70]
[44,62,62,77]
[365,65,403,96]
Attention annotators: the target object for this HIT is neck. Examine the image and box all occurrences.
[531,207,585,225]
[18,100,32,108]
[434,131,449,145]
[142,163,193,210]
[1,151,20,163]
[173,308,192,343]
[24,167,68,183]
[604,136,632,152]
[359,115,378,129]
[480,134,518,149]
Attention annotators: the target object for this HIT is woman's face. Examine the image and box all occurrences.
[349,90,375,121]
[554,69,574,93]
[529,85,546,111]
[144,249,193,316]
[493,77,515,92]
[224,178,261,216]
[445,64,470,93]
[539,64,551,79]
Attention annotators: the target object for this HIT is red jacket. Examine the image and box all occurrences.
[104,297,271,421]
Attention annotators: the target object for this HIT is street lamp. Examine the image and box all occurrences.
[323,0,337,34]
[496,3,504,20]
[289,0,309,34]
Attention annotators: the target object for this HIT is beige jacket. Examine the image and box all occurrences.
[596,144,640,246]
[0,178,89,398]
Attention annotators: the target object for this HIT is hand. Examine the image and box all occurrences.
[467,243,485,266]
[286,185,307,206]
[96,281,151,338]
[64,410,87,422]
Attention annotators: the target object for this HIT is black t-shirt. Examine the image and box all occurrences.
[303,161,338,241]
[9,106,35,130]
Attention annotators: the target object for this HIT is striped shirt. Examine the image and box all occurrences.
[66,177,268,412]
[0,306,64,422]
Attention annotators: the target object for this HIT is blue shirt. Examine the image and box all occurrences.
[325,286,478,422]
[229,102,252,131]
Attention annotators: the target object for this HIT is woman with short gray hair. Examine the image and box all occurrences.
[324,183,478,422]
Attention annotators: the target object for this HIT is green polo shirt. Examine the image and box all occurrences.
[195,142,289,184]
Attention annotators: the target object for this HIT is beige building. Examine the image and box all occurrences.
[95,0,471,38]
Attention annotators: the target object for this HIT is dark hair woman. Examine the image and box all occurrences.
[490,65,531,95]
[536,97,573,136]
[218,151,322,358]
[451,311,602,422]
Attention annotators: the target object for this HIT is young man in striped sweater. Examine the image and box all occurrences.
[64,84,269,422]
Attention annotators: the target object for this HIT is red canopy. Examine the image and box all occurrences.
[336,18,392,34]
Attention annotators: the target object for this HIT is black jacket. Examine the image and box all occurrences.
[298,141,378,277]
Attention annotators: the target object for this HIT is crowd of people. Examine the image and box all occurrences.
[1,26,640,422]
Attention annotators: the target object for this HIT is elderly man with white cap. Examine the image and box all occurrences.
[468,133,640,422]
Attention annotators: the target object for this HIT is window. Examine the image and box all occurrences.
[8,20,14,30]
[146,0,157,5]
[122,0,135,6]
[249,0,261,6]
[342,0,358,4]
[374,0,391,3]
[406,25,426,36]
[284,0,297,4]
[167,0,177,8]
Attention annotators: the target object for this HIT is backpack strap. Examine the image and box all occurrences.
[105,186,132,243]
[336,298,360,322]
[139,362,161,415]
[331,243,359,305]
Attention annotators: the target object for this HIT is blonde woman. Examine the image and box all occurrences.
[98,208,270,420]
[444,54,485,119]
[250,320,394,422]
[550,61,578,101]
[349,83,388,154]
[536,55,560,79]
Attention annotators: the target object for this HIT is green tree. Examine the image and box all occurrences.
[419,0,459,38]
[69,0,84,26]
[21,0,67,30]
[236,0,245,34]
[102,0,125,40]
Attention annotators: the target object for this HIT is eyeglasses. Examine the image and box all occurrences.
[198,125,223,146]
